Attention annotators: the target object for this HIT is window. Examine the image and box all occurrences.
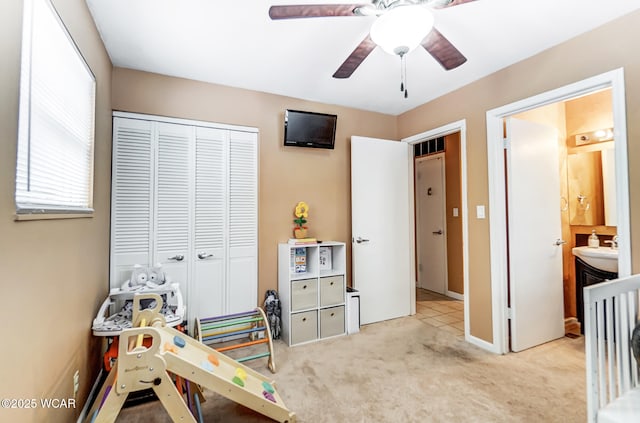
[16,0,96,216]
[413,136,445,158]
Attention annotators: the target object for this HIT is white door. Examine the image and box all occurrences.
[351,136,412,325]
[110,117,153,288]
[193,127,227,321]
[227,130,258,314]
[506,118,565,352]
[154,122,192,296]
[415,155,447,294]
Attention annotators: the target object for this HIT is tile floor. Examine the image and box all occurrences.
[415,288,465,337]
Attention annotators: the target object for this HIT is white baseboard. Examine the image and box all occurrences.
[446,290,464,301]
[77,368,104,423]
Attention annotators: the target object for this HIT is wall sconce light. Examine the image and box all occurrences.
[574,128,614,146]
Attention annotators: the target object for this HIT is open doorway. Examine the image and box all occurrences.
[486,69,631,354]
[403,120,469,340]
[509,88,618,344]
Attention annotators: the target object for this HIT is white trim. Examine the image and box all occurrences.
[77,369,104,423]
[112,111,258,133]
[402,119,469,342]
[467,333,502,354]
[407,143,417,316]
[14,212,93,221]
[486,68,631,354]
[446,290,464,301]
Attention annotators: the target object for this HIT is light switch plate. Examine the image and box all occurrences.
[476,205,486,219]
[453,207,459,217]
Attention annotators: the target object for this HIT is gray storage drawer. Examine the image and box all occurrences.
[320,275,344,306]
[291,310,318,345]
[320,305,345,338]
[291,278,318,311]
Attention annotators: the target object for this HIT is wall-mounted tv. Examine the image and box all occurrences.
[284,109,337,149]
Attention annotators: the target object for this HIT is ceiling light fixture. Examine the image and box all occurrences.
[370,5,435,56]
[370,5,435,98]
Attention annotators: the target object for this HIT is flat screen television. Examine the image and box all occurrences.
[284,109,337,149]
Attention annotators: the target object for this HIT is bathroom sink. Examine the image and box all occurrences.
[572,246,618,273]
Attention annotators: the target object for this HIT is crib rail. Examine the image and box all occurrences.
[584,274,640,423]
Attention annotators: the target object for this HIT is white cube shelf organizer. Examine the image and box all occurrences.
[278,241,347,346]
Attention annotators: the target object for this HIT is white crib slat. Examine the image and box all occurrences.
[605,297,616,402]
[584,287,599,423]
[613,294,622,398]
[596,299,607,407]
[619,293,631,394]
[584,275,640,423]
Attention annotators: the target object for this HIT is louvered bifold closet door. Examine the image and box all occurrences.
[110,118,153,288]
[154,123,193,295]
[227,130,258,313]
[192,127,227,321]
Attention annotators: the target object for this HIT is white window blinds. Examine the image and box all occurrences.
[16,0,96,214]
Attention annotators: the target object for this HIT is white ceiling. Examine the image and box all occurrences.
[86,0,640,115]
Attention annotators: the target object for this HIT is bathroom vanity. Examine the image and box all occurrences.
[573,247,618,333]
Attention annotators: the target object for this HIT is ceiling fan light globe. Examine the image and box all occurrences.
[370,5,435,56]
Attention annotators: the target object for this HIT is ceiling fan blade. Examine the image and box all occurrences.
[430,0,478,9]
[269,4,367,19]
[333,35,377,78]
[421,28,467,70]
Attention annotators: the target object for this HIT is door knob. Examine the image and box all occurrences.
[168,254,184,262]
[432,229,443,235]
[198,252,214,259]
[354,237,370,244]
[554,239,567,246]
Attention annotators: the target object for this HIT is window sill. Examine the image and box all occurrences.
[14,212,94,221]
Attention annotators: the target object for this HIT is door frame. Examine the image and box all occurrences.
[486,68,631,354]
[415,153,448,294]
[403,119,470,341]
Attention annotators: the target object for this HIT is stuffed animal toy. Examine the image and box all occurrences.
[146,263,168,288]
[121,264,148,291]
[121,264,170,291]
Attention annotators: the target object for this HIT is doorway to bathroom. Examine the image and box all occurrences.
[509,88,619,347]
[486,69,631,354]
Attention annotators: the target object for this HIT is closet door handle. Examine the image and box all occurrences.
[168,254,184,262]
[198,252,214,260]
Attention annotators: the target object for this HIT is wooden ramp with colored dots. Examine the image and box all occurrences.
[86,293,295,423]
[158,325,295,422]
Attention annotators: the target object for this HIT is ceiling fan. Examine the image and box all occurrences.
[269,0,476,84]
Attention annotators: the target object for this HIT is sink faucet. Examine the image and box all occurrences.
[604,235,619,249]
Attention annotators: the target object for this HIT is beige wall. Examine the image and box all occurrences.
[0,0,112,421]
[111,67,398,298]
[566,89,613,144]
[398,11,640,343]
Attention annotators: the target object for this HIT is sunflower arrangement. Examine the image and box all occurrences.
[293,201,309,239]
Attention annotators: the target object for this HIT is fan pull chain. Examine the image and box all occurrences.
[397,53,409,99]
[403,54,408,98]
[399,54,404,93]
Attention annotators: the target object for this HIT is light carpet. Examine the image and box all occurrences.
[116,315,586,422]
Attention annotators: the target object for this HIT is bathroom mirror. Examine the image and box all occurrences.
[567,145,616,226]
